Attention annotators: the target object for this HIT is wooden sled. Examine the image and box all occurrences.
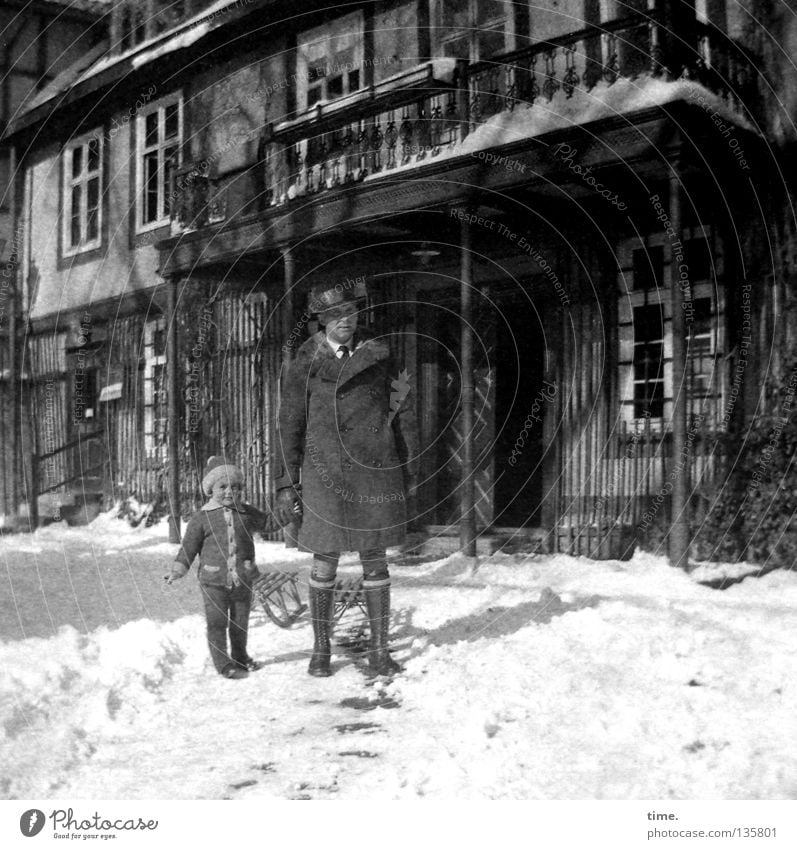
[252,571,307,628]
[252,571,365,628]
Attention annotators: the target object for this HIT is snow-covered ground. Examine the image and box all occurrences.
[1,512,796,801]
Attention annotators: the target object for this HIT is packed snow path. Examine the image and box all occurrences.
[2,515,796,799]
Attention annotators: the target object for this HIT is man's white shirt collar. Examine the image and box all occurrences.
[325,335,358,355]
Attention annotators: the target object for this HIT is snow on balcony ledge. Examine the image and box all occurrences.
[362,76,760,185]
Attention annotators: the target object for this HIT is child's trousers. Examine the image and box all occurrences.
[200,583,252,674]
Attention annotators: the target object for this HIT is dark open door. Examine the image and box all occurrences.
[492,293,547,527]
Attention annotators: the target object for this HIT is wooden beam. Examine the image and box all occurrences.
[668,162,690,568]
[459,210,476,557]
[166,275,181,544]
[8,143,19,525]
[280,246,300,549]
[281,247,295,363]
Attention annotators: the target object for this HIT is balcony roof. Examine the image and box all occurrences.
[159,97,746,276]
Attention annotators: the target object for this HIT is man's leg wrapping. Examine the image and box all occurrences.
[361,549,401,675]
[308,553,338,677]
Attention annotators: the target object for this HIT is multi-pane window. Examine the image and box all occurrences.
[137,98,182,229]
[115,0,193,51]
[63,134,102,254]
[436,0,512,61]
[633,304,665,418]
[298,12,364,110]
[144,319,168,460]
[618,229,724,423]
[688,297,716,402]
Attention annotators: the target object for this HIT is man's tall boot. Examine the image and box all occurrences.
[308,579,335,677]
[363,578,402,676]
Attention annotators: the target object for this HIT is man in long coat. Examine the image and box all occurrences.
[274,279,418,677]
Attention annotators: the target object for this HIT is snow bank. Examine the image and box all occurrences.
[2,518,796,799]
[0,617,205,798]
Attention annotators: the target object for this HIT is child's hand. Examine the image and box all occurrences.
[164,564,189,585]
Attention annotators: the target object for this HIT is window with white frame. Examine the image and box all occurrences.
[618,227,725,424]
[297,11,365,111]
[143,318,168,460]
[435,0,513,61]
[632,302,665,419]
[137,96,182,230]
[63,133,102,254]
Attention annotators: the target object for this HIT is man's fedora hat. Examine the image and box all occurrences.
[309,277,368,314]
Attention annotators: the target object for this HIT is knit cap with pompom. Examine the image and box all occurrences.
[201,455,244,496]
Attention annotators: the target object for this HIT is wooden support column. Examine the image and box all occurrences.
[668,163,690,568]
[282,247,295,364]
[8,143,19,524]
[280,247,299,548]
[459,211,476,557]
[166,275,181,544]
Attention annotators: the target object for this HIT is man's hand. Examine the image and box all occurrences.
[274,486,303,527]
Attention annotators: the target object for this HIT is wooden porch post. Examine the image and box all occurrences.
[280,247,300,548]
[282,247,295,364]
[669,161,690,568]
[166,275,181,544]
[8,143,19,524]
[460,211,476,557]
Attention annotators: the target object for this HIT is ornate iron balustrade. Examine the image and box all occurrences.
[263,63,465,206]
[466,12,757,128]
[169,13,758,227]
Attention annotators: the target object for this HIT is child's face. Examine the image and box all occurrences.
[210,480,241,507]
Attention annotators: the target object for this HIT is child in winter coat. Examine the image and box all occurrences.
[166,456,266,680]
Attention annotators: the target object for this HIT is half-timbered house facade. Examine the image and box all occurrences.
[3,0,793,559]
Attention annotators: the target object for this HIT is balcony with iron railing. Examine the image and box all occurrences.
[171,10,759,232]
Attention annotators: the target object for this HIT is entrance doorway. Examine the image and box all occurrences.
[492,298,546,527]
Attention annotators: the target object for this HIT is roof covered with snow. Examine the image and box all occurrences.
[3,0,271,138]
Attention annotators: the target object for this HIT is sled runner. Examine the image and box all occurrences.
[252,571,307,627]
[252,571,365,628]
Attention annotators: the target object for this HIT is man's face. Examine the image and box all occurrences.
[210,479,241,507]
[321,302,358,346]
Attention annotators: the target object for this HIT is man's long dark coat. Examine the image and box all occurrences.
[276,329,419,553]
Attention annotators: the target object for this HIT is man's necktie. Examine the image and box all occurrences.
[337,345,349,359]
